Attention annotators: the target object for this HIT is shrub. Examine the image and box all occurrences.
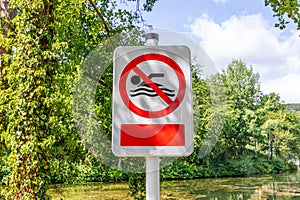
[269,158,286,173]
[128,173,146,200]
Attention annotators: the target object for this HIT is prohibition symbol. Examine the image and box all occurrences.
[119,53,186,118]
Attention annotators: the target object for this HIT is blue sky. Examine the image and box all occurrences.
[142,0,277,31]
[121,0,300,103]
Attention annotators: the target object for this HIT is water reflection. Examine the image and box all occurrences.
[48,170,300,199]
[161,170,300,200]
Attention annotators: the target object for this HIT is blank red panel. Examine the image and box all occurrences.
[120,124,185,146]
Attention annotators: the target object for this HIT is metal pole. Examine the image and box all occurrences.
[145,32,160,200]
[145,32,159,46]
[146,156,160,200]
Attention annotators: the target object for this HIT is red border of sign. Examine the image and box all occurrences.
[119,53,186,118]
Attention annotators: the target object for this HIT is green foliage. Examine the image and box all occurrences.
[94,63,113,140]
[0,159,9,185]
[47,155,132,185]
[161,159,194,180]
[218,60,261,157]
[128,173,146,200]
[268,157,286,173]
[189,67,212,164]
[0,0,143,198]
[0,0,299,197]
[265,0,300,31]
[0,0,87,197]
[127,0,159,12]
[160,157,290,180]
[160,59,300,182]
[141,0,159,12]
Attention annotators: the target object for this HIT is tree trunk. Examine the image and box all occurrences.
[0,0,16,30]
[268,132,272,160]
[0,0,16,78]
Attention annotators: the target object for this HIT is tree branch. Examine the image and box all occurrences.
[87,0,115,51]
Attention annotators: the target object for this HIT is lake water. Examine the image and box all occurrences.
[48,170,300,199]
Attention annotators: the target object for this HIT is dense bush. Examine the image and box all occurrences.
[268,158,286,173]
[160,156,295,181]
[128,173,146,200]
[49,157,130,184]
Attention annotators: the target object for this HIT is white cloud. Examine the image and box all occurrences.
[188,14,300,103]
[261,73,300,103]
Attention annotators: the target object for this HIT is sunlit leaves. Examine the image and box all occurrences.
[0,0,139,198]
[265,0,300,31]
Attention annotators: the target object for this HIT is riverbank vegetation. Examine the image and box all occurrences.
[3,58,299,198]
[46,171,300,199]
[1,0,300,199]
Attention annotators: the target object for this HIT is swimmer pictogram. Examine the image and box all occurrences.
[130,73,175,97]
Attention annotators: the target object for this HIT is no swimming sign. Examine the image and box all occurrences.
[112,46,193,157]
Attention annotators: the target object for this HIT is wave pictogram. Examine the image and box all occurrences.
[130,83,175,97]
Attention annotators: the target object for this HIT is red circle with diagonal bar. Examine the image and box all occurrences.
[119,53,186,118]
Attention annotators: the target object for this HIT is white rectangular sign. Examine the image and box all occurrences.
[112,46,193,157]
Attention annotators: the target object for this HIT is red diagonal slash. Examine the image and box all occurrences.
[132,66,173,105]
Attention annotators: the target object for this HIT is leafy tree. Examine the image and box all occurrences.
[256,92,300,163]
[219,60,261,157]
[258,93,284,159]
[188,67,212,164]
[284,111,300,160]
[0,0,14,185]
[0,0,155,198]
[265,0,300,31]
[200,60,299,176]
[0,0,89,198]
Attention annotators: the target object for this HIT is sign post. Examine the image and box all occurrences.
[112,33,193,199]
[145,33,161,200]
[146,156,160,199]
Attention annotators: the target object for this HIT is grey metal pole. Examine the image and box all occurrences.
[146,156,160,200]
[145,32,160,200]
[145,32,159,46]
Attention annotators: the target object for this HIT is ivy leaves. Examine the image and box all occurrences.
[0,0,141,198]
